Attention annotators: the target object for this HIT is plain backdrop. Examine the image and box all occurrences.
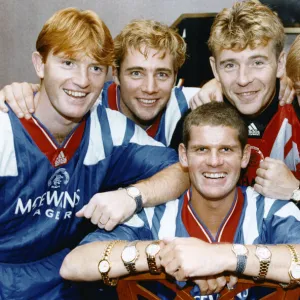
[0,0,237,86]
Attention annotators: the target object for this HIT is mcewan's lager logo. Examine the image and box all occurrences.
[14,168,81,220]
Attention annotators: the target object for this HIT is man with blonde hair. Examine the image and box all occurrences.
[0,8,189,299]
[172,0,300,202]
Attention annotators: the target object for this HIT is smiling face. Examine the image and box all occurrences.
[179,125,250,202]
[33,51,107,123]
[210,42,285,117]
[115,46,176,128]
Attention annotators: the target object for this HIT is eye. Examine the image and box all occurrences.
[157,72,169,79]
[224,63,235,70]
[131,71,142,77]
[91,66,103,73]
[196,147,206,152]
[221,147,231,152]
[253,60,264,67]
[62,60,73,67]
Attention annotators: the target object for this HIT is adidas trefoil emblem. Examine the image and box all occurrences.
[55,151,67,167]
[248,123,260,136]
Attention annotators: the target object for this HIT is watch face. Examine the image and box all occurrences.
[233,244,248,255]
[256,246,271,260]
[99,260,110,273]
[146,243,160,256]
[292,189,300,201]
[127,187,140,197]
[291,262,300,280]
[121,246,137,263]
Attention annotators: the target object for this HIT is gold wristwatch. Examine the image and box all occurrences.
[121,240,139,274]
[98,240,120,286]
[145,241,161,274]
[281,244,300,288]
[253,245,272,281]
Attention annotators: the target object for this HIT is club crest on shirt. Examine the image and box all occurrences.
[48,168,70,189]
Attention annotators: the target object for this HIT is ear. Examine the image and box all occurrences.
[112,67,120,85]
[276,51,286,78]
[241,144,251,169]
[32,52,45,79]
[209,56,220,82]
[179,143,189,168]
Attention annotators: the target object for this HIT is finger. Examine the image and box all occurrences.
[286,89,295,105]
[278,78,287,101]
[254,175,266,186]
[214,89,224,102]
[97,214,110,228]
[11,82,31,119]
[21,82,37,116]
[81,202,97,219]
[280,85,293,105]
[215,276,227,293]
[227,275,238,289]
[253,183,263,195]
[194,278,209,295]
[3,85,24,118]
[206,277,218,295]
[256,167,268,178]
[0,90,9,113]
[104,218,118,231]
[75,205,87,217]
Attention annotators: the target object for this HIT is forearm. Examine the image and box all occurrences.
[136,162,189,207]
[60,240,156,281]
[220,244,296,283]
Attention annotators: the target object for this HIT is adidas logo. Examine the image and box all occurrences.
[55,151,67,167]
[248,123,260,136]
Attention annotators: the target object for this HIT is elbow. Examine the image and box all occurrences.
[60,252,78,280]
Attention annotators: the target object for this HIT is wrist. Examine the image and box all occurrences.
[216,244,235,273]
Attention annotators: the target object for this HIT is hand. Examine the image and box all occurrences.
[76,189,137,231]
[278,74,295,106]
[159,237,229,280]
[0,82,40,119]
[189,78,223,110]
[254,157,299,199]
[193,275,227,295]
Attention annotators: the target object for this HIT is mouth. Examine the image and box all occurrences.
[137,98,158,105]
[203,172,227,179]
[235,90,259,101]
[64,89,88,98]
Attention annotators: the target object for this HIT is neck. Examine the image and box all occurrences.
[190,187,236,237]
[34,87,78,142]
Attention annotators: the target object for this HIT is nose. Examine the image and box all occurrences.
[206,151,223,167]
[236,65,253,86]
[72,68,90,89]
[141,76,158,94]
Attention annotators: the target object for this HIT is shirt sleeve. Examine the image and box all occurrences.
[101,109,179,190]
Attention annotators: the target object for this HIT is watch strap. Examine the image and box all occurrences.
[122,240,139,274]
[253,246,271,281]
[125,186,143,213]
[232,245,248,276]
[281,244,300,288]
[146,242,161,274]
[98,240,121,286]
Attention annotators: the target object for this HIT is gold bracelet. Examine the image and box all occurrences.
[98,240,121,286]
[280,244,300,288]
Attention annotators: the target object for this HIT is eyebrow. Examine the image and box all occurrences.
[125,66,173,73]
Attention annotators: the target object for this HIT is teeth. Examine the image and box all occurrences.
[203,172,226,179]
[238,91,256,96]
[138,99,156,104]
[64,89,87,98]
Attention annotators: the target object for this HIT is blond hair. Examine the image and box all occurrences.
[114,19,186,72]
[36,8,114,66]
[286,35,300,82]
[208,0,285,58]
